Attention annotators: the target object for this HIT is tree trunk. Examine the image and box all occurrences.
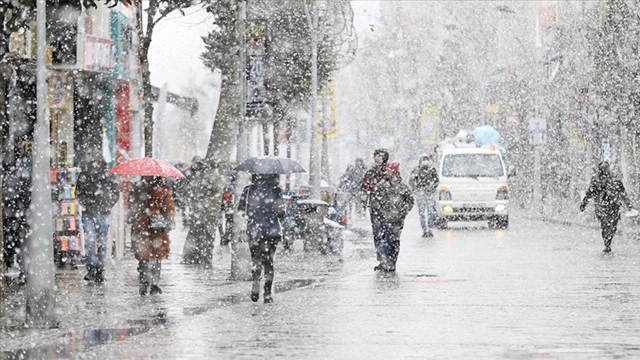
[263,122,270,155]
[141,0,158,157]
[273,119,279,157]
[182,163,222,265]
[185,30,239,264]
[205,77,238,162]
[0,65,5,313]
[141,56,153,157]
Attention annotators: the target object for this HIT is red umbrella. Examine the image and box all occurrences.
[109,157,185,178]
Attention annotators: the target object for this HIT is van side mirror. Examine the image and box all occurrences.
[507,166,516,178]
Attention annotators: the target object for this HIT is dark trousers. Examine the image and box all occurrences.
[138,259,162,286]
[250,237,278,295]
[370,212,384,262]
[599,215,620,249]
[381,223,402,269]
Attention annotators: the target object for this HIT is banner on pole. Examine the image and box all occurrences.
[316,82,338,139]
[245,19,269,119]
[420,106,438,145]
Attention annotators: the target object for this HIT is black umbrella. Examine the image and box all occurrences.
[235,156,306,174]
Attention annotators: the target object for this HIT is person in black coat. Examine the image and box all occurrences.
[2,154,32,284]
[237,174,285,303]
[361,149,389,269]
[580,161,632,252]
[76,159,120,282]
[409,154,439,238]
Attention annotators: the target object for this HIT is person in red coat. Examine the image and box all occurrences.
[129,176,175,295]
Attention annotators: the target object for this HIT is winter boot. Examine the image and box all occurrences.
[94,269,105,283]
[139,281,149,296]
[138,260,149,296]
[17,272,27,286]
[604,247,612,253]
[263,282,273,304]
[251,280,260,302]
[84,268,96,282]
[149,285,163,295]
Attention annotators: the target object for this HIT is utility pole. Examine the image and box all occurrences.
[304,0,321,198]
[26,0,56,327]
[0,67,4,314]
[230,0,251,281]
[321,84,330,185]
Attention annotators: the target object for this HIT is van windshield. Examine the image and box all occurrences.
[441,153,504,178]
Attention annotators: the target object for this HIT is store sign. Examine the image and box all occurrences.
[245,20,268,119]
[85,35,114,73]
[49,72,73,109]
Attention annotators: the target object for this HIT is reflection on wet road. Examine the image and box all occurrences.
[4,210,640,359]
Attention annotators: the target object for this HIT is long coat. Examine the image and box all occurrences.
[131,182,175,260]
[582,174,630,221]
[237,183,285,243]
[370,178,414,228]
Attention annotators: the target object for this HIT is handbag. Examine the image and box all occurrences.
[147,192,173,232]
[149,214,173,232]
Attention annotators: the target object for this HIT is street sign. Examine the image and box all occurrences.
[529,118,546,145]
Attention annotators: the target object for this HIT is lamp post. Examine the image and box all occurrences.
[230,0,252,281]
[26,0,56,327]
[304,0,321,198]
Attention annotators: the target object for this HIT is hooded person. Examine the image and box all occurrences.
[361,149,390,269]
[76,158,120,282]
[237,173,285,303]
[130,176,175,295]
[370,162,414,271]
[580,161,633,252]
[409,153,439,238]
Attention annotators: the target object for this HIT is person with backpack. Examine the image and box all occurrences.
[409,153,439,238]
[580,161,633,253]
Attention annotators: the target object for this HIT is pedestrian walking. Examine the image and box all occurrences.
[237,174,285,304]
[76,159,120,283]
[129,176,176,295]
[370,162,414,272]
[218,162,237,247]
[338,158,367,221]
[361,149,391,270]
[2,155,32,285]
[182,158,222,264]
[580,161,633,253]
[409,153,439,238]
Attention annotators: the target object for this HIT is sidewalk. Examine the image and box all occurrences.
[0,223,374,355]
[514,196,640,237]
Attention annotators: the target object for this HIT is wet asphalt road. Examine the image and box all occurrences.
[3,210,640,359]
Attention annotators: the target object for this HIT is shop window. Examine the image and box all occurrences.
[47,0,81,65]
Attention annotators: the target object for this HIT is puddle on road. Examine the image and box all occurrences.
[1,326,153,360]
[2,278,320,359]
[182,278,320,315]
